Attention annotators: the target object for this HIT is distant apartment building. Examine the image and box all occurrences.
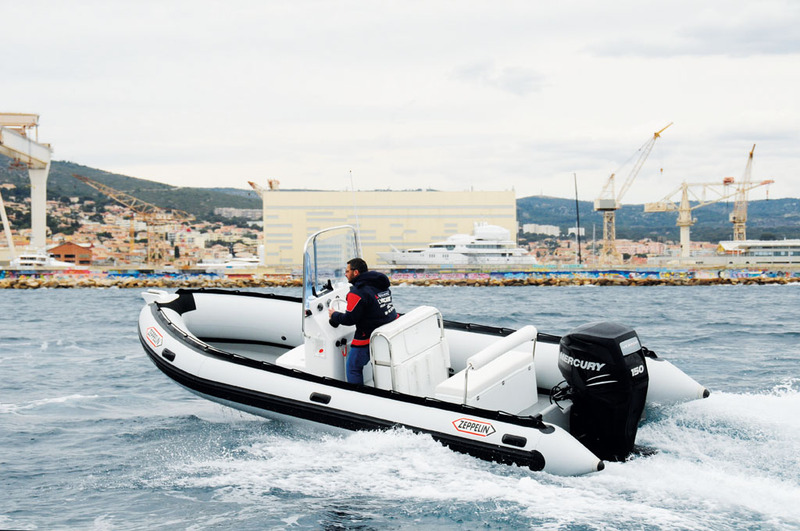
[214,207,263,220]
[615,239,669,257]
[253,189,517,269]
[170,228,208,249]
[522,223,561,237]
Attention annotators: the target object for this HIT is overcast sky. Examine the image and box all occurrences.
[4,0,798,204]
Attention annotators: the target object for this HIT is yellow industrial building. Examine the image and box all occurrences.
[254,189,518,270]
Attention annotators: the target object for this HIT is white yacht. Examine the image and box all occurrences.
[377,222,537,269]
[715,239,800,266]
[10,251,76,269]
[196,255,261,271]
[651,239,800,267]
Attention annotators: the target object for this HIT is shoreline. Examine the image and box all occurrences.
[2,268,799,289]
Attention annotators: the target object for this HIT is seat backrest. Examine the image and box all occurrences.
[370,306,450,396]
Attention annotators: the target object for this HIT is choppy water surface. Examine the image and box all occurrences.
[2,285,799,530]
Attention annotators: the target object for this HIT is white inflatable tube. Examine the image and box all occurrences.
[532,341,708,405]
[644,357,710,403]
[535,425,605,475]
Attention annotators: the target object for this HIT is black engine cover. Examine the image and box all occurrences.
[558,321,649,461]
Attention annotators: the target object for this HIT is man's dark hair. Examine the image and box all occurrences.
[348,258,368,273]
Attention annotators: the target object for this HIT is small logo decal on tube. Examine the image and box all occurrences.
[453,418,496,437]
[146,327,163,348]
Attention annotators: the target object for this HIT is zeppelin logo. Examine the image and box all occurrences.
[146,327,163,348]
[453,418,496,437]
[559,352,606,372]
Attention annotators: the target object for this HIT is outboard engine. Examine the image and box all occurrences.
[558,321,649,461]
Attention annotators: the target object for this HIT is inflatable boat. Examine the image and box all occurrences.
[138,226,709,476]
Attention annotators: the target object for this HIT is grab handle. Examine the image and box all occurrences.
[466,325,538,371]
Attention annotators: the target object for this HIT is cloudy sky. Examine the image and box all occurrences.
[4,0,798,204]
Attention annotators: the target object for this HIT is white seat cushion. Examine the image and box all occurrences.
[435,348,537,413]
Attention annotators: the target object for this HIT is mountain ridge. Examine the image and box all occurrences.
[2,158,798,241]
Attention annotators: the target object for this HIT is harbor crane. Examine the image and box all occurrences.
[72,174,194,266]
[730,144,759,241]
[594,122,672,265]
[248,179,279,266]
[248,179,280,193]
[644,176,773,260]
[0,113,53,256]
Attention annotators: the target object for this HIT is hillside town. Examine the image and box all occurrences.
[1,181,262,268]
[0,180,731,270]
[4,113,798,278]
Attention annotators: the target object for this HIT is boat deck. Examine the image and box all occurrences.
[202,337,569,430]
[204,340,287,364]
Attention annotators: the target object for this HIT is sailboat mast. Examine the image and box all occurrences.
[574,173,583,265]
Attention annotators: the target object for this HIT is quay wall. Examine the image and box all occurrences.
[1,268,799,289]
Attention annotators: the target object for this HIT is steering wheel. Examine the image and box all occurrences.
[330,297,347,313]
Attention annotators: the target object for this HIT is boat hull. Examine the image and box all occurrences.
[138,288,706,475]
[139,304,593,474]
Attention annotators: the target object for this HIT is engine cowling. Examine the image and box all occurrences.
[558,321,649,461]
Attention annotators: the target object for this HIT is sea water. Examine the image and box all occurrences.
[1,285,799,530]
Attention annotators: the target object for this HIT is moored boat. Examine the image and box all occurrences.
[377,222,537,269]
[195,255,260,272]
[138,226,708,475]
[9,250,84,270]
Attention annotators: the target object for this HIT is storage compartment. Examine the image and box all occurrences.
[369,306,450,396]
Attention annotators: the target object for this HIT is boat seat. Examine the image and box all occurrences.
[435,326,538,414]
[369,306,450,397]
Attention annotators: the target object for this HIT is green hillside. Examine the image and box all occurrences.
[0,157,262,218]
[2,157,799,241]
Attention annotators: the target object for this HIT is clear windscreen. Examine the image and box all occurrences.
[302,226,359,303]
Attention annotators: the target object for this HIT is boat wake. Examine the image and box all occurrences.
[126,383,800,529]
[638,380,800,479]
[5,377,778,530]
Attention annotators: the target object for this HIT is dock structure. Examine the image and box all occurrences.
[0,113,53,255]
[1,265,798,289]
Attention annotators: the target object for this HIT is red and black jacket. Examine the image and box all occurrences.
[329,271,398,346]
